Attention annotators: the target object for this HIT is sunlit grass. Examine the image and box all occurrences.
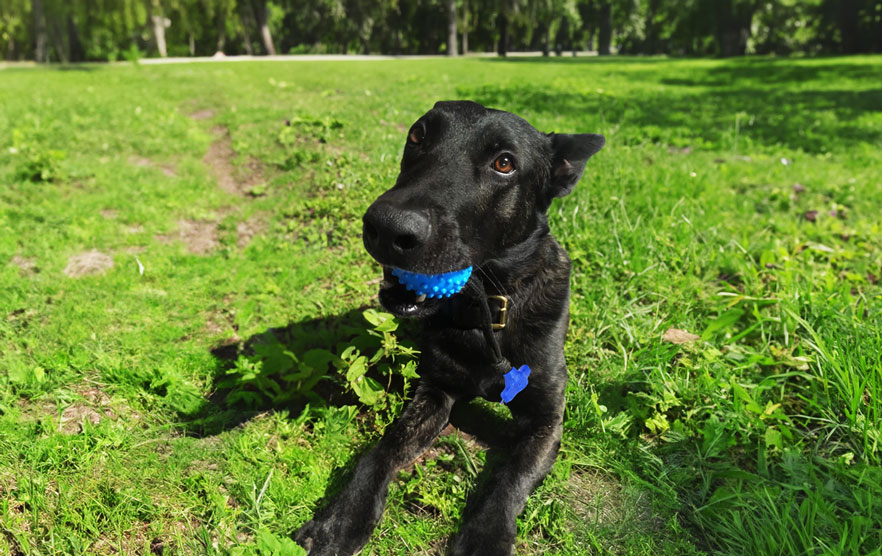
[1,56,880,555]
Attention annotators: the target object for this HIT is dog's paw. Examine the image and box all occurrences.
[294,512,373,556]
[294,518,346,556]
[448,528,515,556]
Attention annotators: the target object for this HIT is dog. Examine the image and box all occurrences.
[295,100,604,555]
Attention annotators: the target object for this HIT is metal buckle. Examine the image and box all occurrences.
[488,295,509,330]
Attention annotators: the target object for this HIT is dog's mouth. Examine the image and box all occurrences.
[377,265,471,318]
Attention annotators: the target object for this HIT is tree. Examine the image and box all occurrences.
[251,1,275,55]
[147,0,168,57]
[2,0,881,61]
[715,0,759,56]
[446,0,458,55]
[461,0,469,53]
[597,0,611,54]
[32,0,47,61]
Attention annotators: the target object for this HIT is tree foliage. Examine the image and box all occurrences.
[1,0,880,61]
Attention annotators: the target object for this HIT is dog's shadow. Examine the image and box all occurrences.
[183,306,517,448]
[184,305,518,545]
[182,307,373,436]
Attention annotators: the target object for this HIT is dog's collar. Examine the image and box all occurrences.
[487,295,509,330]
[437,281,528,404]
[442,291,509,332]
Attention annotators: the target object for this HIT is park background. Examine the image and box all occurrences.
[2,0,882,61]
[2,1,882,556]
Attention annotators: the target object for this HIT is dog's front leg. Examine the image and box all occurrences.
[295,384,455,556]
[450,410,563,556]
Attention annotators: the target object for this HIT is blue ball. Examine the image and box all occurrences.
[390,266,473,298]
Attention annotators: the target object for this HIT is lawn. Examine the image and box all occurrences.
[1,55,881,555]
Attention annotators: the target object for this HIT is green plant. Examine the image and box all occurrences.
[337,309,419,412]
[10,128,66,182]
[216,309,417,412]
[217,335,333,407]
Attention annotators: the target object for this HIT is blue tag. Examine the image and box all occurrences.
[500,365,531,404]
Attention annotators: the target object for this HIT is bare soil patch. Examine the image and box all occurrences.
[89,522,151,555]
[156,219,219,255]
[64,250,114,278]
[10,255,38,276]
[59,405,105,434]
[189,108,215,121]
[566,470,659,532]
[59,384,117,434]
[566,471,627,525]
[236,214,268,248]
[203,126,263,196]
[129,155,177,178]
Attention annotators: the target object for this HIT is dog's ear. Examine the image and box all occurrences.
[548,133,605,198]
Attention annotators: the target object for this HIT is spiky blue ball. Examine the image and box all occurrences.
[391,266,473,299]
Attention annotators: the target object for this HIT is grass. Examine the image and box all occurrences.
[1,55,881,555]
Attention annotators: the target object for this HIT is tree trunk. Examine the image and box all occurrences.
[839,0,861,53]
[598,1,612,55]
[446,0,457,56]
[149,0,168,58]
[252,1,276,55]
[238,2,254,55]
[68,15,84,62]
[715,0,755,57]
[216,8,227,53]
[151,15,168,57]
[542,23,550,56]
[462,0,469,54]
[48,15,68,62]
[644,0,660,54]
[32,0,48,62]
[497,12,508,56]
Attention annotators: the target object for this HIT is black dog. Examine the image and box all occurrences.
[295,101,604,555]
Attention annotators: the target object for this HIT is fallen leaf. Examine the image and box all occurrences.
[804,210,818,222]
[663,328,700,344]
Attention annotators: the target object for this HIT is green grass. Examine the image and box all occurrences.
[1,55,881,555]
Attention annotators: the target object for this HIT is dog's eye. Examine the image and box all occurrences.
[493,154,515,174]
[408,123,426,145]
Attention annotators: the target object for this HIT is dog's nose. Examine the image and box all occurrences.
[363,203,431,258]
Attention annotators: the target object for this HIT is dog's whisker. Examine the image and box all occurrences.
[476,265,511,300]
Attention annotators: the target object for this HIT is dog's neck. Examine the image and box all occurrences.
[430,225,566,334]
[475,223,559,298]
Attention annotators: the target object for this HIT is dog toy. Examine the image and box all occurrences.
[500,365,531,404]
[391,266,473,298]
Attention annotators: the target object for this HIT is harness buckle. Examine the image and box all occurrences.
[488,295,509,330]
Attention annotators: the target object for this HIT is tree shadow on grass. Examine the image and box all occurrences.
[480,56,882,85]
[459,79,881,153]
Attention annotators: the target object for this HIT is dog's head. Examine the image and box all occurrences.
[363,100,604,317]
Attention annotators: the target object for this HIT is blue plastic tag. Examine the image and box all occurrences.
[500,365,531,404]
